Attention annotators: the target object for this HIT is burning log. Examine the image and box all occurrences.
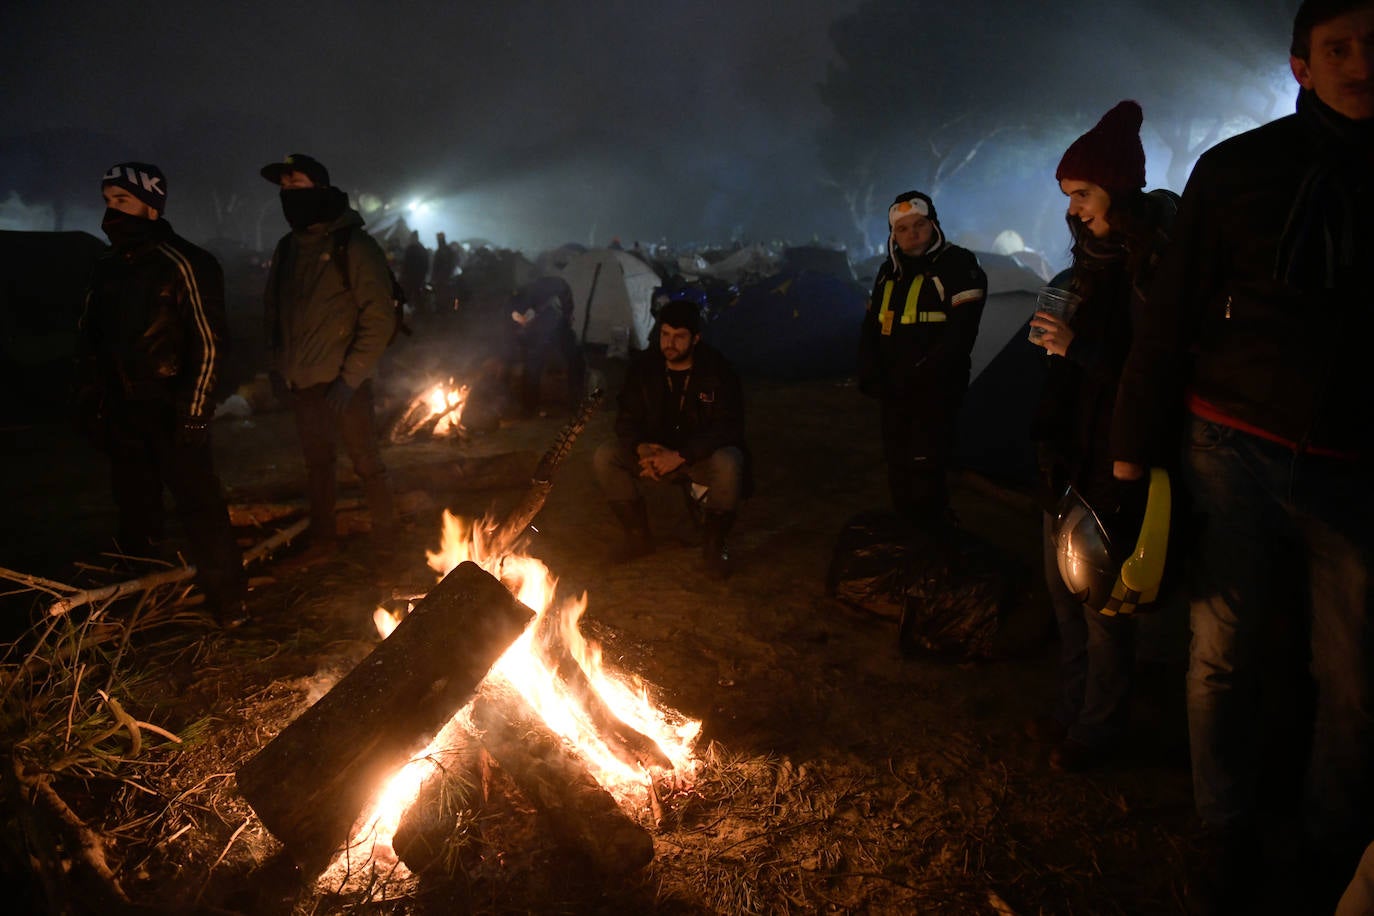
[531,619,672,772]
[235,561,534,874]
[391,727,483,874]
[483,388,604,559]
[470,683,654,875]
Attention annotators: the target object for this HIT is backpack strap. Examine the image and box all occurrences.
[331,227,354,290]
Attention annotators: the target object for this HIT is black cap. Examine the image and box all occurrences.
[260,153,330,187]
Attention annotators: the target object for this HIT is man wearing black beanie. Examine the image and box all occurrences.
[76,161,247,627]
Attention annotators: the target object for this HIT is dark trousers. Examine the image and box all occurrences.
[879,398,958,524]
[1044,512,1136,747]
[291,379,396,541]
[520,326,586,415]
[593,440,743,511]
[104,398,244,609]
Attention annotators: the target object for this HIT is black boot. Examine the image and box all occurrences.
[608,499,653,564]
[701,509,735,580]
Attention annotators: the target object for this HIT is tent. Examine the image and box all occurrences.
[954,265,1071,486]
[556,248,662,351]
[707,269,867,380]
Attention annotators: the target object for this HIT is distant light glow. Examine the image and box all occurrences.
[407,199,430,215]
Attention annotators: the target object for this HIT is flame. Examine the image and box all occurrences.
[393,378,469,440]
[340,509,700,876]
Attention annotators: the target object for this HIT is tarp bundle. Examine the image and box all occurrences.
[825,511,1016,660]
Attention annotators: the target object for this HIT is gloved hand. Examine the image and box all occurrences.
[269,370,291,404]
[176,412,210,447]
[324,377,356,414]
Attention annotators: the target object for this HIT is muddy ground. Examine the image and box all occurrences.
[0,336,1323,915]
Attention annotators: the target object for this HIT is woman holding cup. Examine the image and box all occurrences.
[1026,100,1179,771]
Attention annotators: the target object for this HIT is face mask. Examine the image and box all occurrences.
[101,207,158,248]
[280,186,342,230]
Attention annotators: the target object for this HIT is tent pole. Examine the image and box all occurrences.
[580,261,603,345]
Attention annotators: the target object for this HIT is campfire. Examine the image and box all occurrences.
[386,377,470,443]
[237,502,701,884]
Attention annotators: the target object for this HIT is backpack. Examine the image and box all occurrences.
[271,228,412,345]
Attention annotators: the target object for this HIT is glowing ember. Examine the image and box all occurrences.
[337,508,700,878]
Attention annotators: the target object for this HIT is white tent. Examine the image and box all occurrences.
[556,248,662,351]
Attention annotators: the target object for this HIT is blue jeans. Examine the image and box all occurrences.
[1183,417,1374,853]
[1044,513,1136,747]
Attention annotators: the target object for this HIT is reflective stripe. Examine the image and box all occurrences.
[878,277,945,334]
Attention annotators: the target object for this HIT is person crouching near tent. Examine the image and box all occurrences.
[592,298,750,580]
[1025,100,1179,772]
[857,191,987,531]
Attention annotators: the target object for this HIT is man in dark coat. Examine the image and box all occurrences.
[1110,0,1374,905]
[858,191,987,528]
[593,300,748,579]
[510,275,585,416]
[76,161,246,626]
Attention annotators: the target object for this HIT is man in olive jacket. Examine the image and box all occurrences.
[261,154,397,561]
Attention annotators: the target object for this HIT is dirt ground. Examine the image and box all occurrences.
[0,336,1327,915]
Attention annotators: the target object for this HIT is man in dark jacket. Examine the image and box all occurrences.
[858,191,987,528]
[261,154,397,564]
[593,299,747,579]
[77,162,246,626]
[1111,0,1374,903]
[511,275,586,417]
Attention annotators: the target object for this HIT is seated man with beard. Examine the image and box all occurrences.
[592,299,749,580]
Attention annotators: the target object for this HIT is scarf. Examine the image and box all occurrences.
[1275,89,1374,291]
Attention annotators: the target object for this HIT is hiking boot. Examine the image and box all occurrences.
[608,499,654,565]
[1049,738,1113,773]
[701,509,735,580]
[1024,715,1068,744]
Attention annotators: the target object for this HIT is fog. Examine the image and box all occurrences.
[1,0,1300,267]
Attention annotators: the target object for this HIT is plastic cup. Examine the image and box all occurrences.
[1028,287,1082,343]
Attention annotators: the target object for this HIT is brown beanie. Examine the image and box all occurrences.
[1056,100,1146,194]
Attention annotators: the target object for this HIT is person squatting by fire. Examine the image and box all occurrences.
[593,297,751,580]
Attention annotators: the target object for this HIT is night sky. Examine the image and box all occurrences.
[2,0,1298,257]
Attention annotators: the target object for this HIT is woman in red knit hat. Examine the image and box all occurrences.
[1026,100,1181,771]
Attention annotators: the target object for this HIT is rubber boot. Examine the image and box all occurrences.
[701,509,735,580]
[609,499,653,564]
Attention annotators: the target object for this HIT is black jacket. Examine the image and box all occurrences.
[1034,190,1178,502]
[615,340,747,467]
[78,219,229,419]
[858,242,986,400]
[1113,92,1374,462]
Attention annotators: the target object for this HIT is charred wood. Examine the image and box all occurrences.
[471,684,654,875]
[235,561,534,875]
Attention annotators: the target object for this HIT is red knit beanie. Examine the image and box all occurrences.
[1055,100,1146,194]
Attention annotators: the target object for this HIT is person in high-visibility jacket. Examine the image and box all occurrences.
[858,191,987,528]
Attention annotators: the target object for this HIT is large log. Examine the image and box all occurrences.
[471,683,654,875]
[236,561,534,874]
